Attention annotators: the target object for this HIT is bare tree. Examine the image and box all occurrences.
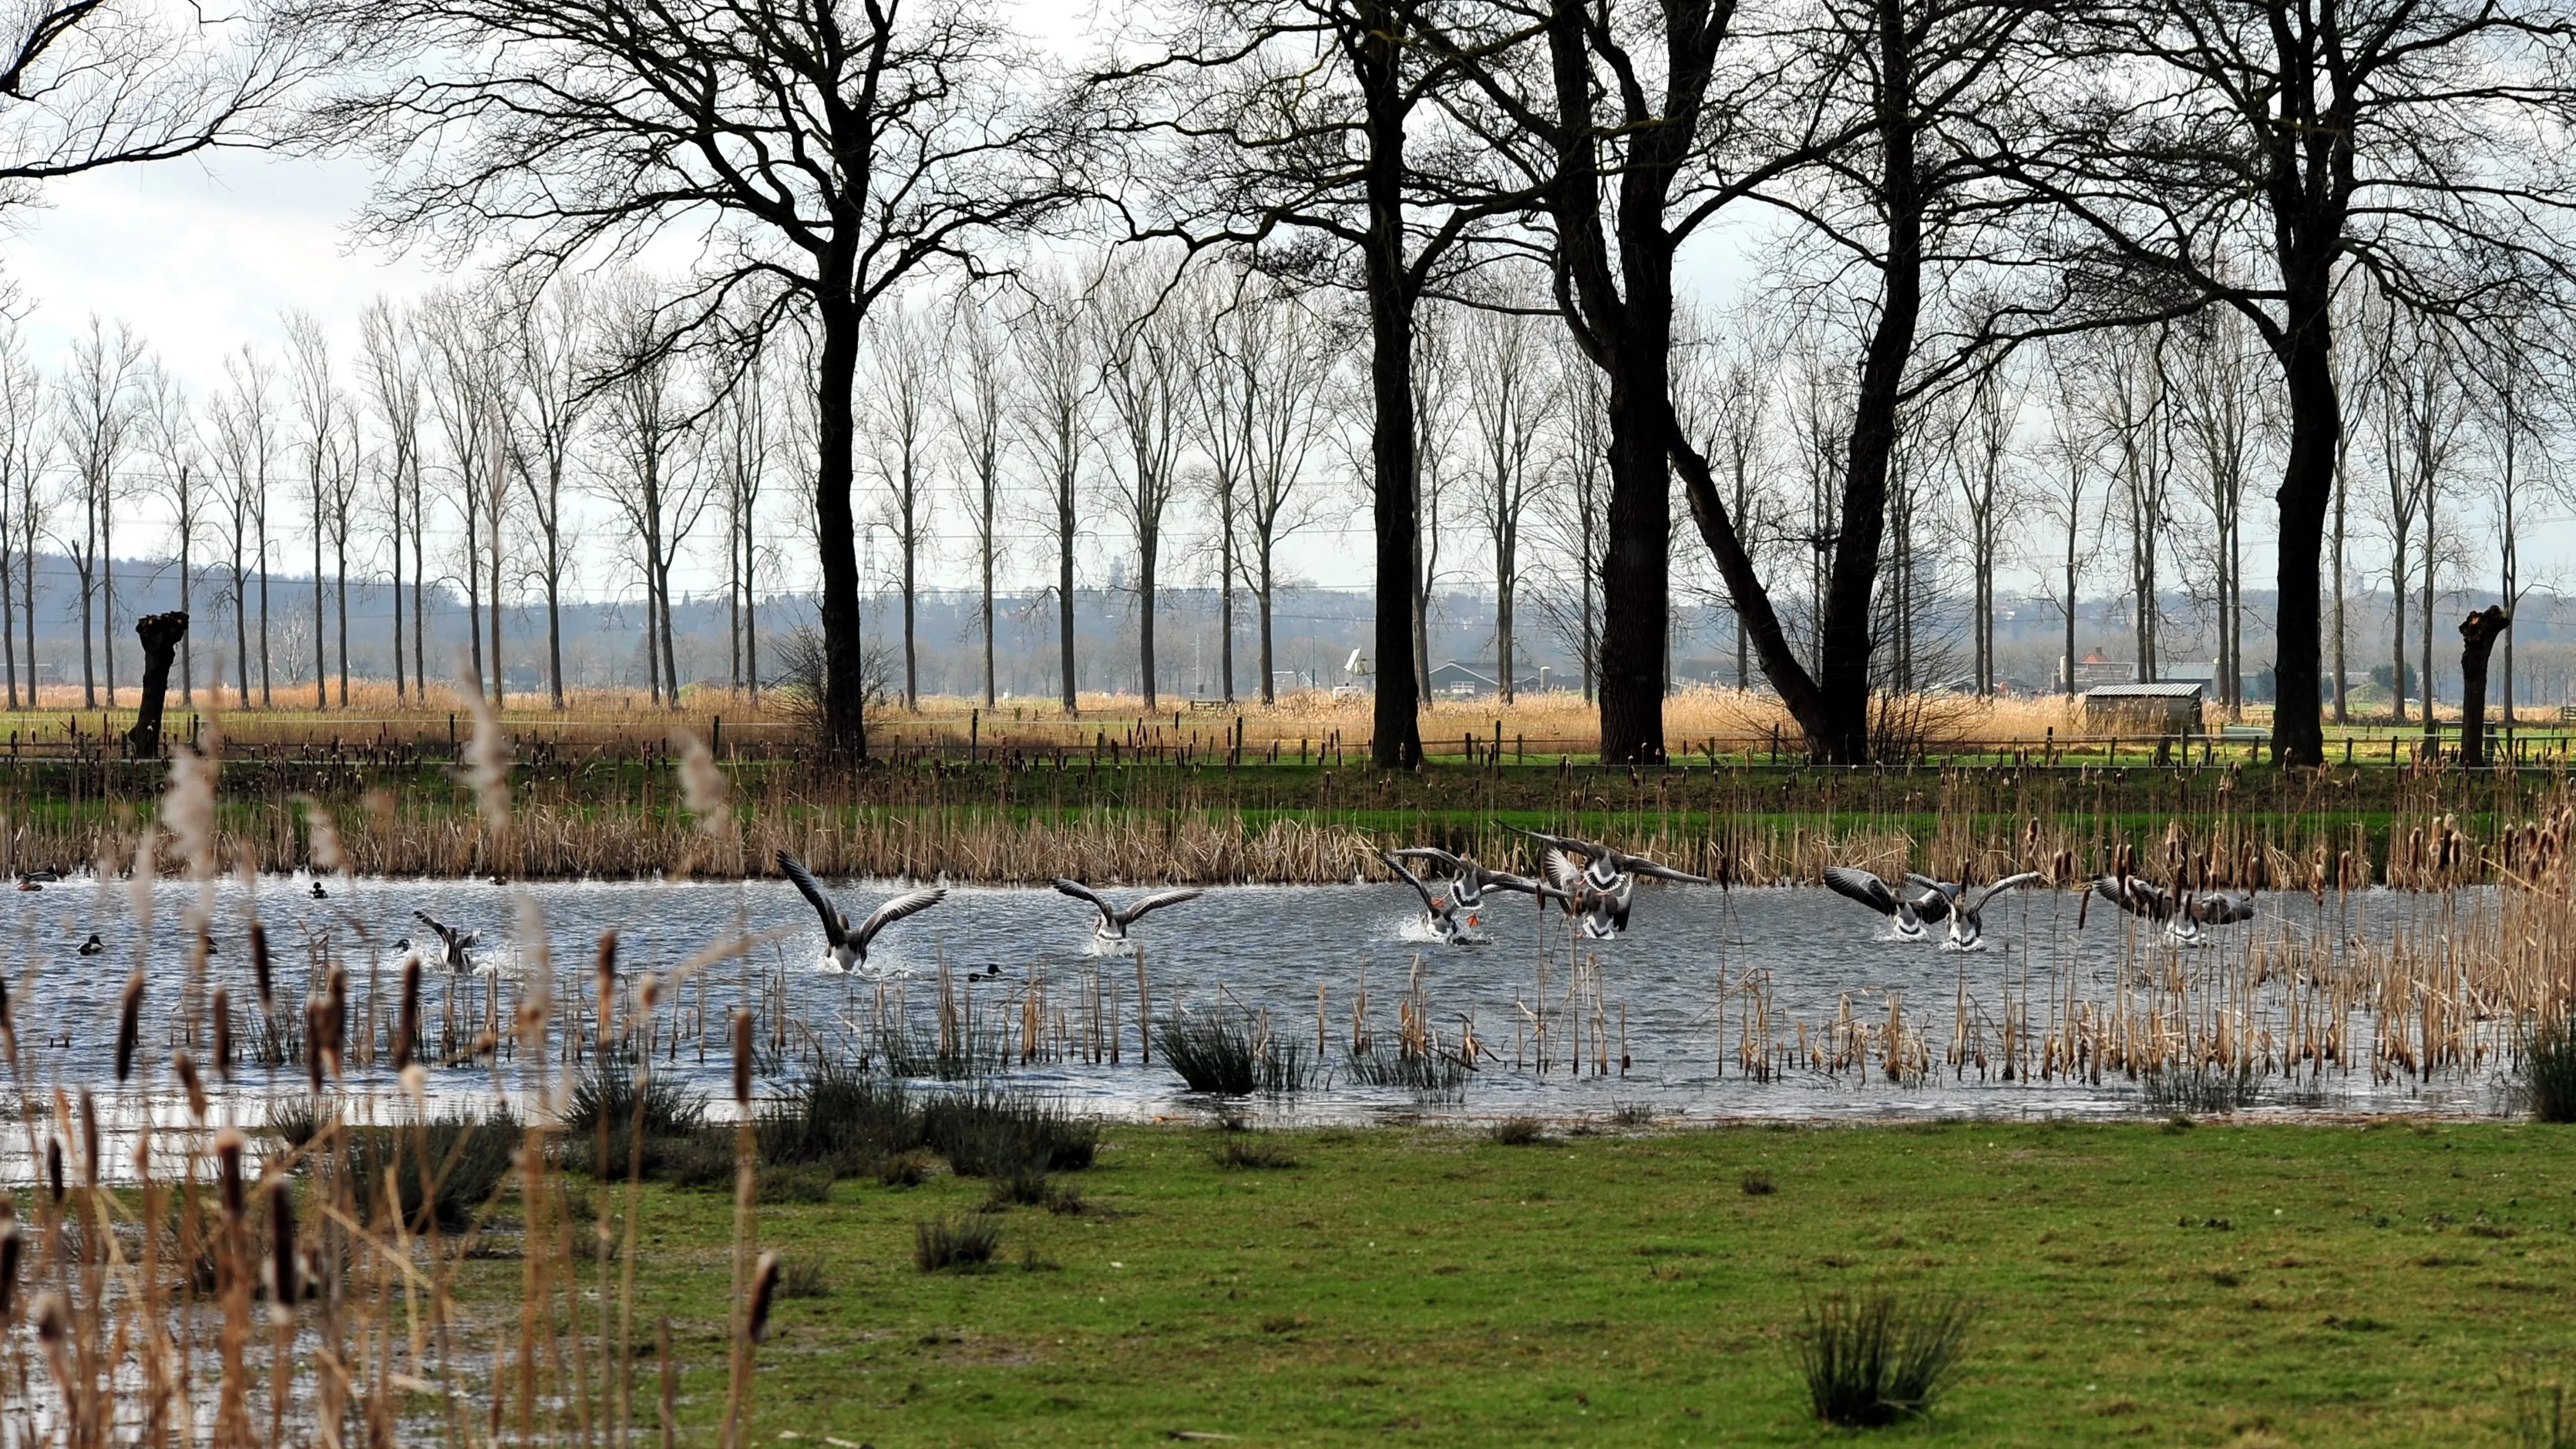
[1010,264,1096,712]
[1095,257,1189,708]
[508,277,592,709]
[1532,343,1612,701]
[864,295,938,711]
[1408,303,1461,701]
[284,310,342,707]
[54,314,141,708]
[946,284,1011,709]
[1190,271,1251,705]
[593,277,710,708]
[142,361,205,704]
[1233,279,1330,704]
[422,288,510,704]
[2171,308,2271,712]
[1464,299,1552,705]
[2036,340,2104,695]
[2462,301,2568,728]
[290,0,1081,754]
[1952,364,2022,698]
[2100,330,2174,683]
[0,311,43,708]
[359,296,428,702]
[210,347,280,707]
[708,323,771,701]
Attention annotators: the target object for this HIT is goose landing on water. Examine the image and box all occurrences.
[1541,848,1627,939]
[1821,866,1952,940]
[2089,876,2257,943]
[1936,872,2044,949]
[412,911,483,973]
[1051,879,1203,946]
[776,851,947,973]
[1380,851,1477,944]
[1384,848,1556,909]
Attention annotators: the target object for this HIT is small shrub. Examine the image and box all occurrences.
[1741,1169,1777,1197]
[922,1088,1098,1177]
[775,1259,830,1299]
[1490,1117,1545,1146]
[914,1213,1000,1272]
[1609,1101,1656,1128]
[2524,1016,2576,1125]
[662,1130,738,1191]
[1045,1184,1087,1215]
[2141,1064,2259,1115]
[1212,1136,1299,1170]
[1159,1011,1313,1094]
[980,1164,1054,1211]
[758,1165,836,1204]
[562,1055,711,1178]
[342,1108,523,1234]
[758,1064,924,1171]
[877,1150,934,1188]
[1797,1289,1975,1427]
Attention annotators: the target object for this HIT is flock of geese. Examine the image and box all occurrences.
[32,842,2264,976]
[1824,866,2258,946]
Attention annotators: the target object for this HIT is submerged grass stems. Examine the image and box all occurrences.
[2141,1064,2263,1115]
[1797,1289,1977,1427]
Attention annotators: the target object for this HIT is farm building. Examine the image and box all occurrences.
[2080,681,2205,733]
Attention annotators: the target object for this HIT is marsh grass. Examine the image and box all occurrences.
[1343,1040,1471,1094]
[914,1213,1000,1272]
[757,1064,925,1172]
[921,1088,1099,1176]
[2521,1016,2576,1124]
[1158,1010,1313,1095]
[2142,1064,2262,1115]
[339,1108,522,1234]
[1490,1117,1546,1146]
[1211,1135,1299,1170]
[1797,1289,1976,1427]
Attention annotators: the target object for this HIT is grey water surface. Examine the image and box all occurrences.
[0,870,2508,1129]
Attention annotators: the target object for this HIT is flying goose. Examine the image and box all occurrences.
[2090,876,2251,941]
[1051,879,1204,944]
[1542,848,1626,938]
[1386,847,1558,907]
[776,851,947,973]
[1821,866,1952,940]
[1380,851,1474,943]
[1942,872,2044,949]
[412,910,482,973]
[1515,829,1710,888]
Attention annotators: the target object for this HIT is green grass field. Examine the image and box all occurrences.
[530,1118,2576,1446]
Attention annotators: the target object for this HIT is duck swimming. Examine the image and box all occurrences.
[1051,878,1204,945]
[776,850,947,973]
[77,933,105,956]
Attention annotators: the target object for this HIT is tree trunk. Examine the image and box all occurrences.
[1496,522,1515,706]
[392,482,406,704]
[548,571,566,710]
[314,514,326,708]
[1058,494,1078,712]
[1360,2,1421,769]
[335,543,349,706]
[1140,531,1160,710]
[811,290,869,755]
[125,612,188,758]
[2459,606,2510,767]
[1257,550,1276,705]
[2268,288,2339,766]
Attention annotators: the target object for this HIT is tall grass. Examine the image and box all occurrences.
[2522,1016,2576,1124]
[1157,1009,1313,1095]
[1797,1289,1976,1427]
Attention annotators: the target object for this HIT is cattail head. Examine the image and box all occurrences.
[44,1138,62,1205]
[265,1178,298,1320]
[321,962,348,1079]
[637,972,661,1017]
[747,1252,782,1343]
[34,1292,69,1386]
[211,987,233,1082]
[458,661,514,839]
[594,931,618,1046]
[303,994,326,1094]
[292,794,345,875]
[673,730,730,838]
[731,1009,754,1108]
[400,1062,427,1100]
[78,1091,98,1190]
[215,1129,246,1219]
[174,1051,208,1121]
[248,921,273,1010]
[394,954,422,1072]
[115,968,145,1084]
[161,745,220,880]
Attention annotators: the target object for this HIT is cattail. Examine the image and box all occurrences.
[595,931,619,1047]
[44,1138,62,1205]
[731,1009,754,1108]
[215,1129,247,1219]
[393,954,422,1072]
[212,986,234,1081]
[79,1091,98,1189]
[34,1292,71,1400]
[115,968,146,1083]
[746,1252,782,1343]
[0,1200,18,1326]
[175,1051,208,1121]
[266,1178,298,1319]
[249,921,274,1009]
[322,962,348,1079]
[304,993,326,1093]
[294,793,345,874]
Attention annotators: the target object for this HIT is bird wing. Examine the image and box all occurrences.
[1389,846,1464,875]
[1903,872,1962,902]
[775,852,848,945]
[1051,877,1113,920]
[1821,866,1898,915]
[1380,852,1441,911]
[1965,872,2045,916]
[2093,876,2169,920]
[2193,892,2256,924]
[852,888,947,952]
[1481,871,1550,896]
[412,910,456,947]
[1542,848,1589,898]
[1627,860,1710,884]
[1116,889,1204,926]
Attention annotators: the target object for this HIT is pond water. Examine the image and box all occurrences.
[1,869,2519,1136]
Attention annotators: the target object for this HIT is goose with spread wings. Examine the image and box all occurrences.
[776,851,948,972]
[412,910,482,973]
[2090,876,2253,942]
[1051,879,1204,945]
[1385,847,1556,908]
[1821,866,1951,940]
[1515,829,1710,889]
[1939,872,2045,948]
[1380,851,1475,943]
[1542,847,1626,939]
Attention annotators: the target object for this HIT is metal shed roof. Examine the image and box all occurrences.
[2083,681,2205,698]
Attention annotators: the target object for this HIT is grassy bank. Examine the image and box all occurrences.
[489,1118,2576,1446]
[2,744,2566,883]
